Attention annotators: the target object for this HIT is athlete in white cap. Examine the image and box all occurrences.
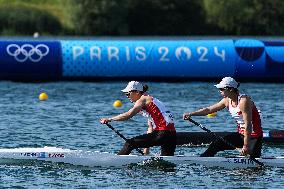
[100,81,176,156]
[183,77,263,158]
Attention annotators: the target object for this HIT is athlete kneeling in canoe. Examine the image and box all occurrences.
[183,77,263,158]
[100,81,176,156]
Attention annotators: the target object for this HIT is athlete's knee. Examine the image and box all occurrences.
[117,140,134,155]
[123,140,132,148]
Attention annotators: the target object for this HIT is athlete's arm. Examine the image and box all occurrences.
[239,96,252,156]
[183,98,227,120]
[100,97,146,124]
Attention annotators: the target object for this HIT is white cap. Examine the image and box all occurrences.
[121,81,143,93]
[214,77,239,89]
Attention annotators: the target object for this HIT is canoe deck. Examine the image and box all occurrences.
[176,130,284,145]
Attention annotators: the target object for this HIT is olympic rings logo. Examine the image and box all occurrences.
[6,44,49,62]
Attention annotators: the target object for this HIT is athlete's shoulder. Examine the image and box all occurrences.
[220,97,229,105]
[239,94,251,102]
[138,94,151,105]
[142,94,151,99]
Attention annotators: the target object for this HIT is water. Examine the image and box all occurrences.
[0,81,283,188]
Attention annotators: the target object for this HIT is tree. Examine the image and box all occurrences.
[72,0,129,35]
[127,0,207,35]
[73,0,208,36]
[0,5,62,35]
[203,0,284,35]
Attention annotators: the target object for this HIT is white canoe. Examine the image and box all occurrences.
[0,146,283,169]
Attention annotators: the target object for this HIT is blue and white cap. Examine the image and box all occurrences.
[121,81,143,92]
[214,77,239,89]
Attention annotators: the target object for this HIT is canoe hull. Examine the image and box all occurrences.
[0,147,283,168]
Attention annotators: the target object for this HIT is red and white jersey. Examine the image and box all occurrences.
[228,94,263,138]
[141,96,175,132]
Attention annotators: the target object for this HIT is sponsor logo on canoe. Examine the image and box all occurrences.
[233,158,255,165]
[48,153,65,158]
[20,152,65,158]
[21,152,48,158]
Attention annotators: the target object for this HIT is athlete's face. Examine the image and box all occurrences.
[124,90,140,102]
[219,87,230,97]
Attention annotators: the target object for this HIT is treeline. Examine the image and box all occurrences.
[0,0,283,36]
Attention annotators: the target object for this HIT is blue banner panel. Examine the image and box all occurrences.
[0,41,62,79]
[61,40,237,78]
[264,41,284,77]
[233,39,266,78]
[233,39,284,78]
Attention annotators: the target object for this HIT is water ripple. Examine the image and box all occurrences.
[0,81,283,188]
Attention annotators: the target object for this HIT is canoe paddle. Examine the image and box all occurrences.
[105,123,144,155]
[188,118,264,167]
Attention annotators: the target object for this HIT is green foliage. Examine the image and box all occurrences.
[127,0,207,35]
[0,0,76,34]
[0,0,59,4]
[72,0,208,35]
[0,5,62,35]
[0,0,284,35]
[203,0,284,35]
[72,0,129,35]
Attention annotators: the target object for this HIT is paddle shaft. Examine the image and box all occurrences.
[105,123,144,155]
[188,118,264,167]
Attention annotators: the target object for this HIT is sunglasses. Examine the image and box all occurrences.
[125,90,139,97]
[125,91,134,97]
[219,87,231,91]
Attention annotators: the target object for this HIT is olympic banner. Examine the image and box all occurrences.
[61,39,284,79]
[0,39,283,80]
[0,41,62,80]
[61,40,236,78]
